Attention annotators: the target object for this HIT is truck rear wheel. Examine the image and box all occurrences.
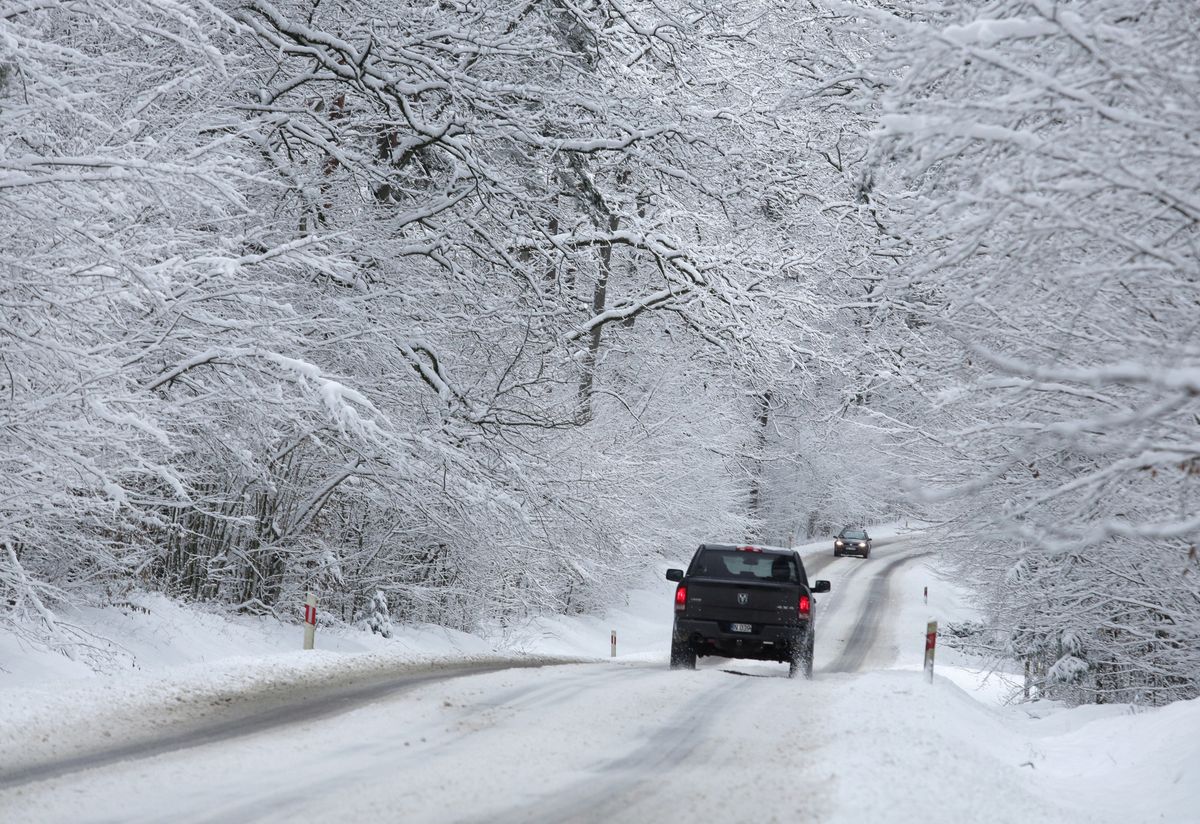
[788,635,814,679]
[670,634,696,670]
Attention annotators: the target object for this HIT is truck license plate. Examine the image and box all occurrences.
[730,623,752,633]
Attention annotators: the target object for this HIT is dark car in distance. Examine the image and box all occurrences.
[666,544,831,678]
[834,527,871,558]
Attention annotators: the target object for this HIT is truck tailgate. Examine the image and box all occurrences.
[683,578,799,625]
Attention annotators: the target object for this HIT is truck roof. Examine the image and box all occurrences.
[699,543,794,556]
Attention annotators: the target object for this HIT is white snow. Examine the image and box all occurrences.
[0,592,510,773]
[942,17,1059,47]
[1,528,1197,823]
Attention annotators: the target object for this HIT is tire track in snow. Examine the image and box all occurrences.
[189,662,666,824]
[470,662,660,717]
[822,550,930,674]
[473,676,744,824]
[0,658,584,791]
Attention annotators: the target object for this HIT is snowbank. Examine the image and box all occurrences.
[814,669,1200,824]
[0,592,559,775]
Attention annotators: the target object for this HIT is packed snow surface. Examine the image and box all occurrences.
[1,529,1196,823]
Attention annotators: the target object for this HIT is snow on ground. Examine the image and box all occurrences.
[816,671,1200,824]
[0,590,494,685]
[6,662,1196,824]
[2,526,1198,823]
[486,571,677,662]
[886,541,1025,704]
[0,592,516,774]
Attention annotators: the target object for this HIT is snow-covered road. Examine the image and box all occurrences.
[2,535,1195,824]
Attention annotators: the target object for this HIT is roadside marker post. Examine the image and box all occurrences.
[610,630,617,658]
[924,620,937,683]
[303,591,317,650]
[923,586,928,604]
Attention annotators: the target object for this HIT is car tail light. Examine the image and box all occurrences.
[799,594,811,617]
[675,584,687,610]
[737,545,762,552]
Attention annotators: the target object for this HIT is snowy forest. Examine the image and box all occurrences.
[2,0,1197,706]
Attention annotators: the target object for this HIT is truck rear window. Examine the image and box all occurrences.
[689,550,800,583]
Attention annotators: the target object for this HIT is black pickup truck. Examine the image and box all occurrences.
[666,544,831,678]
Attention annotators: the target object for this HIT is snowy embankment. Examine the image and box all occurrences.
[0,569,671,774]
[0,597,527,774]
[803,671,1199,824]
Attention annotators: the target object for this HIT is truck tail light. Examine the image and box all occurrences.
[799,594,811,617]
[736,545,762,552]
[675,584,687,610]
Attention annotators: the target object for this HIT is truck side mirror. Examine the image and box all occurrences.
[665,568,684,582]
[811,580,831,593]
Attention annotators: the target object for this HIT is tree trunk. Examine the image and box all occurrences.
[577,213,619,423]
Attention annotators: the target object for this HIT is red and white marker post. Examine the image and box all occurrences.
[923,620,938,683]
[610,629,617,658]
[303,591,317,650]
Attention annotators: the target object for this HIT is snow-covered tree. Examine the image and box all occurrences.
[3,0,893,657]
[823,0,1200,703]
